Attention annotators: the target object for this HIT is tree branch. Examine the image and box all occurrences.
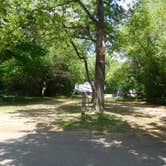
[74,35,96,42]
[74,0,97,24]
[63,24,96,42]
[70,40,95,96]
[62,24,95,95]
[70,40,84,59]
[55,0,73,7]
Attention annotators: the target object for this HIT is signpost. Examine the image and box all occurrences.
[74,82,92,120]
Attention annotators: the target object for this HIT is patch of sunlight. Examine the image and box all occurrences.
[0,159,14,166]
[90,138,122,148]
[128,149,139,156]
[0,149,7,156]
[158,155,166,164]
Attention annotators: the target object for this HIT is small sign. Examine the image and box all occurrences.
[75,82,92,93]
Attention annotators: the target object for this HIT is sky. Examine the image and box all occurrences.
[117,0,136,10]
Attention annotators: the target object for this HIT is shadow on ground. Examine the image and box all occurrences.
[0,96,77,106]
[105,101,165,115]
[7,99,166,139]
[105,102,153,116]
[147,122,166,138]
[0,96,54,106]
[0,99,166,166]
[0,129,166,166]
[55,113,137,133]
[105,101,166,138]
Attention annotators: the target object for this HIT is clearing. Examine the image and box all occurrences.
[0,97,165,166]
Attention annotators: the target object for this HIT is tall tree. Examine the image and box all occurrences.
[0,0,85,96]
[95,0,105,111]
[116,0,166,103]
[0,0,127,107]
[60,0,125,111]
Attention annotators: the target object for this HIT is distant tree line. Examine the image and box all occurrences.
[0,0,165,105]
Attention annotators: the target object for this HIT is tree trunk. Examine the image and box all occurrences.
[83,58,95,103]
[94,0,105,112]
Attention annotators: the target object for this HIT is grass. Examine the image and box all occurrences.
[59,105,80,113]
[55,113,133,133]
[105,97,138,103]
[0,95,53,106]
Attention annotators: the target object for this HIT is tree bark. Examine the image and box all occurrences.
[95,0,105,112]
[71,0,105,112]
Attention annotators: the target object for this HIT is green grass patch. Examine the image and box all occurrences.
[55,113,132,133]
[0,95,52,106]
[59,105,80,114]
[105,97,137,103]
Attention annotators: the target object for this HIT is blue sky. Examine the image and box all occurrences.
[118,0,136,10]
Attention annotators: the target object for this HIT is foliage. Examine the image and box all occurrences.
[0,0,86,96]
[113,0,166,103]
[0,42,49,95]
[0,95,52,106]
[0,0,165,104]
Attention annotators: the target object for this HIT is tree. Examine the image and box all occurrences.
[95,0,105,112]
[0,0,129,107]
[0,0,85,96]
[58,0,125,111]
[116,0,166,103]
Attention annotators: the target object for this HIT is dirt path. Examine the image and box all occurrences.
[0,98,166,166]
[0,98,165,141]
[105,101,166,139]
[0,99,76,141]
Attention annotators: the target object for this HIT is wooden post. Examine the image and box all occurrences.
[81,92,86,121]
[41,81,47,97]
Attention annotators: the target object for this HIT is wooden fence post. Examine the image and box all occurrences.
[81,92,86,121]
